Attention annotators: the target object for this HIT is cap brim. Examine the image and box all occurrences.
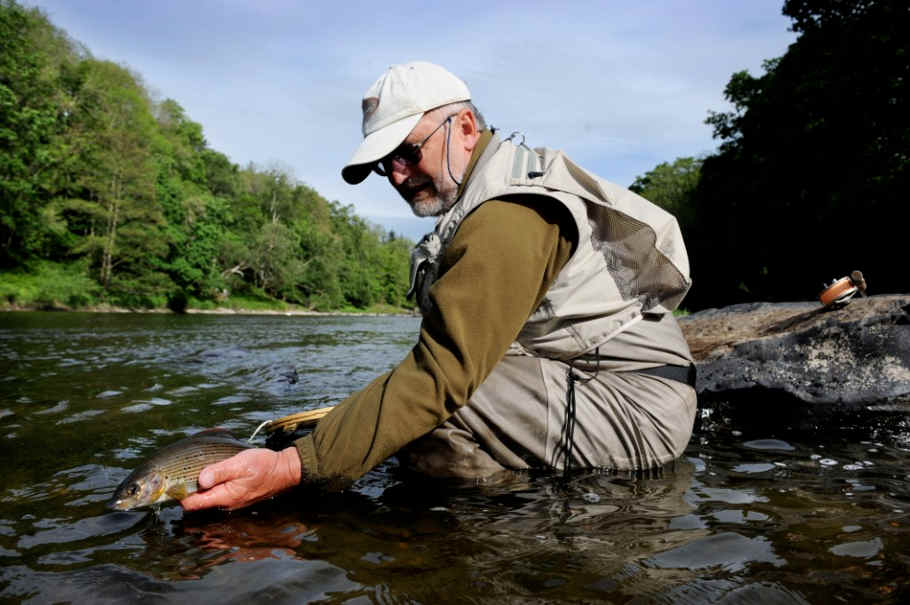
[341,113,422,184]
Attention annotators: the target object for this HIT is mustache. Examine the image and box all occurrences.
[398,177,433,199]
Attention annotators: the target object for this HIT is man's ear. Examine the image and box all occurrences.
[456,109,480,152]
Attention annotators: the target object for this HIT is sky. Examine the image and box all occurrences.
[27,0,797,241]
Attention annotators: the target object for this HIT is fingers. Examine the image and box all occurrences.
[197,454,246,490]
[181,451,256,511]
[181,483,234,511]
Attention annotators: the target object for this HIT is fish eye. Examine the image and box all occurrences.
[128,484,139,496]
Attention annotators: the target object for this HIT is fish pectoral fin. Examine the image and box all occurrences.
[166,483,191,501]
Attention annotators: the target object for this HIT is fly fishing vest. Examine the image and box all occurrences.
[409,134,691,361]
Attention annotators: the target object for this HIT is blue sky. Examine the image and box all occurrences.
[27,0,797,240]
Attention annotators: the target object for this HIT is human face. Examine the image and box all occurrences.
[373,115,454,177]
[381,112,463,218]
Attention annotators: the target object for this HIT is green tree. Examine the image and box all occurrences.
[249,221,305,299]
[152,98,232,298]
[0,1,75,265]
[629,156,702,229]
[685,0,909,308]
[61,60,167,292]
[295,210,344,309]
[376,234,412,306]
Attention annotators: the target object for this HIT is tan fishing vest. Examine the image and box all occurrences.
[409,134,691,361]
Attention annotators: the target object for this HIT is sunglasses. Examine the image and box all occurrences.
[373,113,458,177]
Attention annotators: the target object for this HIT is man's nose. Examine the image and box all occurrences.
[390,162,410,186]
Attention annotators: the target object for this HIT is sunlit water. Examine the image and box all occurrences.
[1,312,909,603]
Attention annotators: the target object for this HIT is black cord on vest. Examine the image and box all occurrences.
[563,371,578,474]
[562,347,600,474]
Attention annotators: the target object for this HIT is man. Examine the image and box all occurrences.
[182,61,696,511]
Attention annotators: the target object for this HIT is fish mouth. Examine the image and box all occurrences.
[107,497,130,511]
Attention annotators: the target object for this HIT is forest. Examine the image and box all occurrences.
[2,0,907,312]
[631,0,908,309]
[0,0,412,312]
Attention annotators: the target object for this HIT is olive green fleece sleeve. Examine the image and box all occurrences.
[294,197,576,485]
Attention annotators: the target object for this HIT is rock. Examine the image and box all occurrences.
[679,295,910,408]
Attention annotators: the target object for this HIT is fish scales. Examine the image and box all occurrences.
[154,439,250,482]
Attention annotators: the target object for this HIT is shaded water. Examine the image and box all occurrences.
[1,312,909,603]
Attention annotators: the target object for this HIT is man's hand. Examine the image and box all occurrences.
[181,446,302,511]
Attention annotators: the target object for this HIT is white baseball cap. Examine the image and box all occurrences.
[341,61,471,185]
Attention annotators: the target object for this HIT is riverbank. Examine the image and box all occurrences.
[0,301,417,317]
[1,260,416,319]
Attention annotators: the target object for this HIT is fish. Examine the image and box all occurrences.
[109,429,251,511]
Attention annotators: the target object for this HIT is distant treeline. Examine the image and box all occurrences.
[3,0,907,313]
[630,0,908,309]
[0,0,412,311]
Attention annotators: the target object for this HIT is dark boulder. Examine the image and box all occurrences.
[679,295,910,409]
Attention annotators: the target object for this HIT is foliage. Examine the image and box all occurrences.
[0,0,414,311]
[0,260,101,308]
[632,0,909,309]
[63,59,166,290]
[629,156,702,228]
[0,0,78,265]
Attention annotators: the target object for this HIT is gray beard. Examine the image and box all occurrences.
[410,187,458,218]
[411,197,445,217]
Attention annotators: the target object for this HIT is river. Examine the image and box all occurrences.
[1,312,908,603]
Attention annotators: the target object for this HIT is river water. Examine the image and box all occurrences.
[1,312,909,603]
